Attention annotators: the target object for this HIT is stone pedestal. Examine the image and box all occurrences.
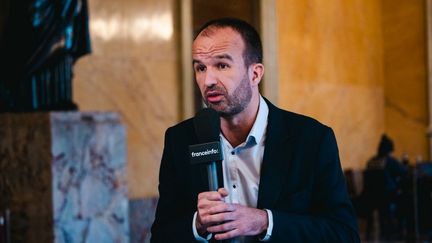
[0,112,129,243]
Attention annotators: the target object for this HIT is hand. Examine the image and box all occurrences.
[207,204,268,240]
[196,188,229,235]
[196,188,268,240]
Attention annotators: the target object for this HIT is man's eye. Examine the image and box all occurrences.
[218,63,229,70]
[195,65,206,72]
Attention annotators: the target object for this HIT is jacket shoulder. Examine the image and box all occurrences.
[163,118,198,147]
[269,103,332,136]
[165,117,194,134]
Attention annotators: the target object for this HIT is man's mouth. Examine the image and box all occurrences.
[205,91,224,103]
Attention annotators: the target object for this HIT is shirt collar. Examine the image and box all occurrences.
[245,95,269,145]
[220,96,269,148]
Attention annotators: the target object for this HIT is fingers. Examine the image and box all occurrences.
[197,192,230,218]
[201,208,236,224]
[199,204,235,225]
[218,187,229,197]
[198,190,225,201]
[206,205,269,240]
[215,229,241,241]
[196,189,232,229]
[197,188,229,204]
[206,219,242,240]
[207,218,236,232]
[197,196,269,240]
[206,202,235,215]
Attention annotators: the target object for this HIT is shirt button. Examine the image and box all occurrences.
[233,184,236,188]
[231,151,235,155]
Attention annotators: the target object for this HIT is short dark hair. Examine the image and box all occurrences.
[195,18,263,67]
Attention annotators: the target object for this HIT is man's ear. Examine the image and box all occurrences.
[249,63,264,87]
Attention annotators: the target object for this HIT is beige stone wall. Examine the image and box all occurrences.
[382,0,429,162]
[276,0,386,169]
[73,0,179,198]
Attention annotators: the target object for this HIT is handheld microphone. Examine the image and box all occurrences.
[189,108,223,191]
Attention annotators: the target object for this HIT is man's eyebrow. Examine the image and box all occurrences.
[192,59,202,65]
[215,54,233,61]
[192,54,233,65]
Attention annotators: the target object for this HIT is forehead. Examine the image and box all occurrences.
[192,27,245,58]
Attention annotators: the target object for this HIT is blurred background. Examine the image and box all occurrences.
[1,0,432,242]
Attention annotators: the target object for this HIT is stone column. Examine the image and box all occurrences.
[0,112,129,243]
[427,0,432,159]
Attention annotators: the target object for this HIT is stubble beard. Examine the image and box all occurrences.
[204,74,252,118]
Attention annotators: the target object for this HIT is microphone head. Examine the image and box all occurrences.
[193,108,220,143]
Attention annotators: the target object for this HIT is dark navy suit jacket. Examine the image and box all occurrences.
[151,99,360,243]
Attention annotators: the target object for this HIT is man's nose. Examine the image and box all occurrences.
[203,70,217,87]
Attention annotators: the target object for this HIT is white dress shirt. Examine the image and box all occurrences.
[193,96,273,243]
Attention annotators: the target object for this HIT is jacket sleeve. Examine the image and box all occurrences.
[150,128,198,243]
[269,128,360,242]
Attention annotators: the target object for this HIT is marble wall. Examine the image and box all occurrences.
[276,0,386,169]
[381,0,429,161]
[73,0,180,198]
[0,112,129,242]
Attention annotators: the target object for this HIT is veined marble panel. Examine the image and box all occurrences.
[50,112,129,243]
[0,112,129,243]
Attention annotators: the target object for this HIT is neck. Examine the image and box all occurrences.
[221,93,260,147]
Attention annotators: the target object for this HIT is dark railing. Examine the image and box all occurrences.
[346,162,432,242]
[0,209,10,243]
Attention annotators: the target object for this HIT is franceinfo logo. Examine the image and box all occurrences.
[191,148,219,158]
[189,142,223,164]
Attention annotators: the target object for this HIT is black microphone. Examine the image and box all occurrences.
[189,108,223,191]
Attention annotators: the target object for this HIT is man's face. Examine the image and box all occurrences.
[192,27,252,117]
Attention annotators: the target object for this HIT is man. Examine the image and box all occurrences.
[363,134,407,240]
[151,18,360,242]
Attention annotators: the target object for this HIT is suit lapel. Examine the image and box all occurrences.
[257,101,294,209]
